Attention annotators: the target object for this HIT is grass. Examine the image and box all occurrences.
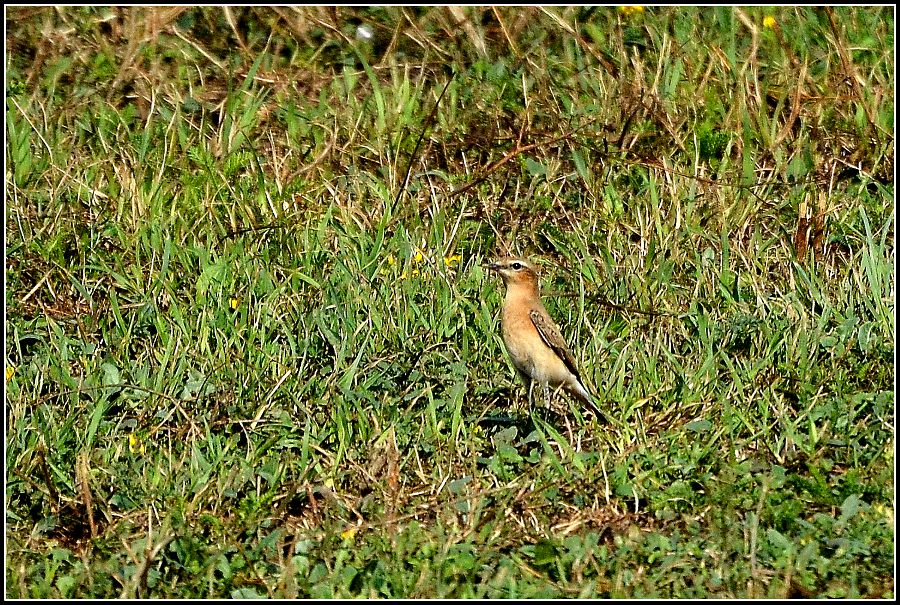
[4,6,894,598]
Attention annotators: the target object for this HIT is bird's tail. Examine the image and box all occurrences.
[570,380,608,423]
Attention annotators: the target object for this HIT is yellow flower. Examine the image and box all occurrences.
[618,6,644,15]
[444,254,462,267]
[5,365,14,383]
[341,526,359,542]
[129,434,146,454]
[229,297,240,310]
[873,503,893,525]
[413,250,425,263]
[763,16,776,29]
[379,255,396,276]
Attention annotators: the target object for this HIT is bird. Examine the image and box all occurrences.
[485,256,605,421]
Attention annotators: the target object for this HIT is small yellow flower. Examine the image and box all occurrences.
[229,297,240,310]
[129,434,146,454]
[413,250,425,263]
[341,526,359,542]
[6,365,14,383]
[401,270,408,279]
[618,6,644,15]
[381,254,397,276]
[873,503,893,525]
[411,269,420,278]
[444,254,462,267]
[763,16,776,29]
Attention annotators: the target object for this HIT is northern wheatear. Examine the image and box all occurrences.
[486,257,604,419]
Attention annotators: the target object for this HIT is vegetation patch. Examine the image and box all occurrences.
[5,6,893,598]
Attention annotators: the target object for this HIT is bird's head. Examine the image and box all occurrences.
[484,257,540,291]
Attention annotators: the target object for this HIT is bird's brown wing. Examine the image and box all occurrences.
[530,309,606,421]
[529,309,582,380]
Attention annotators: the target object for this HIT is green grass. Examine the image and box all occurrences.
[5,6,894,598]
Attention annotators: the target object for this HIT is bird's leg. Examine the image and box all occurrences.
[564,413,575,446]
[540,384,553,422]
[525,379,546,430]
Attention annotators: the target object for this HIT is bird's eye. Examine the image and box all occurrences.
[511,262,523,270]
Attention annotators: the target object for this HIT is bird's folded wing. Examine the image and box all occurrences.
[529,309,582,379]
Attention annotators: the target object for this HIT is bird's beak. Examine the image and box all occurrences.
[483,261,499,272]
